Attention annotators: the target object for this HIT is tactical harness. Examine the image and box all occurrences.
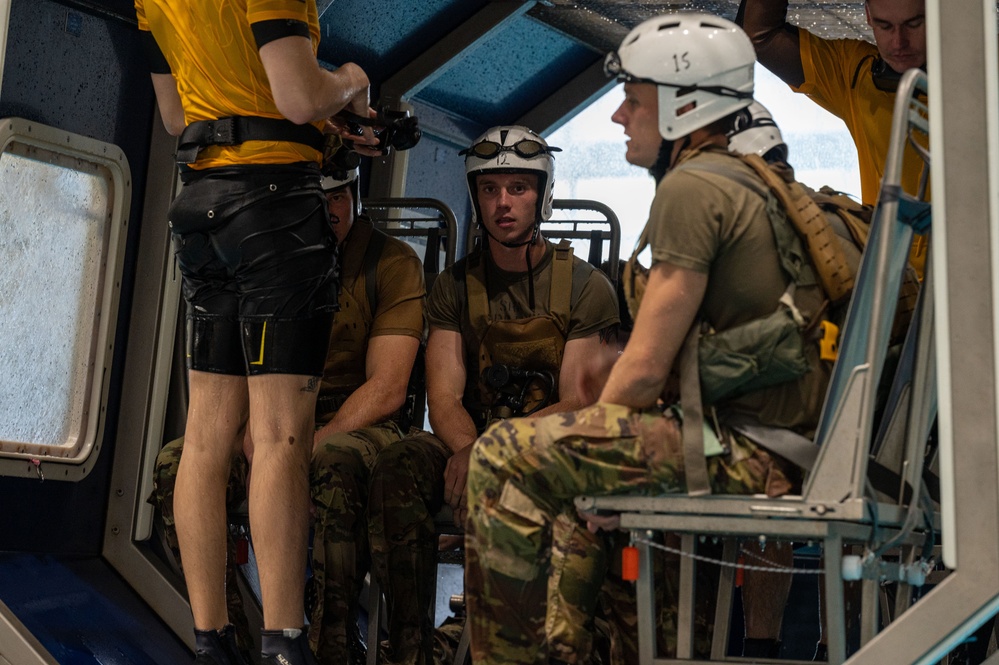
[316,218,424,431]
[623,150,918,494]
[455,241,574,432]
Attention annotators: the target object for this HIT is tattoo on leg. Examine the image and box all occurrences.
[301,376,319,393]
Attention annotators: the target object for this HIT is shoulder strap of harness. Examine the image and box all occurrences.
[363,229,388,316]
[737,153,854,303]
[176,116,325,165]
[340,217,375,287]
[673,152,854,303]
[465,250,490,338]
[549,240,574,336]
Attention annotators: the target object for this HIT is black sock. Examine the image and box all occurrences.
[743,637,781,658]
[194,625,245,665]
[261,628,318,665]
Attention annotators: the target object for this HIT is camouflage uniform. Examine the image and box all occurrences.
[303,216,426,663]
[148,436,254,662]
[365,430,451,665]
[464,403,798,664]
[308,420,408,662]
[426,241,620,665]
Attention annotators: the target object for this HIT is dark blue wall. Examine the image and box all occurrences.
[0,0,154,554]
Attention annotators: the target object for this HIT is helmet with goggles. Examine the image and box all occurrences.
[728,101,788,164]
[605,12,755,140]
[321,167,361,218]
[461,125,561,230]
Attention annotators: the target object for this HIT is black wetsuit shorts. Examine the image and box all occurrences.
[169,163,337,376]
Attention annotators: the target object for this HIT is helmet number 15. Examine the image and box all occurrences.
[672,52,691,73]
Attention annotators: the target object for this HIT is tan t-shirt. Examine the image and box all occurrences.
[647,146,828,433]
[427,240,619,410]
[319,217,425,418]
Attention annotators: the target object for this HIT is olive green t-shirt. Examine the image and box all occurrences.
[320,218,425,413]
[647,146,829,433]
[427,240,619,404]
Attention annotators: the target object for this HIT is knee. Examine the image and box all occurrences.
[366,438,442,529]
[369,437,437,491]
[310,443,368,515]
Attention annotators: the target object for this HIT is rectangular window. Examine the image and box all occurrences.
[0,119,129,479]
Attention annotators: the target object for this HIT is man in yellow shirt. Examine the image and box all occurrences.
[738,0,929,273]
[135,2,378,663]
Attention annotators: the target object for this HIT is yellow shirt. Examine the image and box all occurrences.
[135,0,324,168]
[795,29,929,275]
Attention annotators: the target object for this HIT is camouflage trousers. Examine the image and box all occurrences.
[148,436,253,662]
[369,431,452,665]
[311,426,451,665]
[308,421,408,661]
[464,402,798,665]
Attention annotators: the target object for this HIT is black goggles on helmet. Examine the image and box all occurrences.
[604,50,753,100]
[459,139,562,159]
[730,110,778,135]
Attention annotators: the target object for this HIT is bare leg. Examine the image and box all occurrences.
[743,542,793,640]
[247,373,318,629]
[175,370,249,630]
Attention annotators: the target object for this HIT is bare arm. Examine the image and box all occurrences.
[312,334,420,449]
[427,328,478,454]
[258,34,372,126]
[737,0,806,87]
[150,73,186,136]
[531,332,606,417]
[599,263,707,408]
[426,327,480,519]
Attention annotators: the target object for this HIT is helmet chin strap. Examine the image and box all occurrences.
[647,136,690,185]
[482,222,543,309]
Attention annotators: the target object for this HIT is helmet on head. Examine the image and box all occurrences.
[606,12,755,140]
[728,101,788,164]
[461,125,560,231]
[321,167,361,218]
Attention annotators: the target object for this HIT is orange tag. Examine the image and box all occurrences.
[622,546,639,581]
[735,555,746,587]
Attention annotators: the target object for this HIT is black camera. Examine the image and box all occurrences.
[335,106,422,156]
[375,107,421,151]
[322,135,361,177]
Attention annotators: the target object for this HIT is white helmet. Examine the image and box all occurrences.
[461,125,560,229]
[728,101,788,163]
[606,12,755,140]
[321,167,361,218]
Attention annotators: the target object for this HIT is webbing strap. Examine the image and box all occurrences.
[465,253,490,338]
[587,229,603,268]
[176,116,325,164]
[363,230,387,317]
[465,242,572,337]
[740,153,855,302]
[549,240,574,336]
[723,412,819,471]
[679,324,711,496]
